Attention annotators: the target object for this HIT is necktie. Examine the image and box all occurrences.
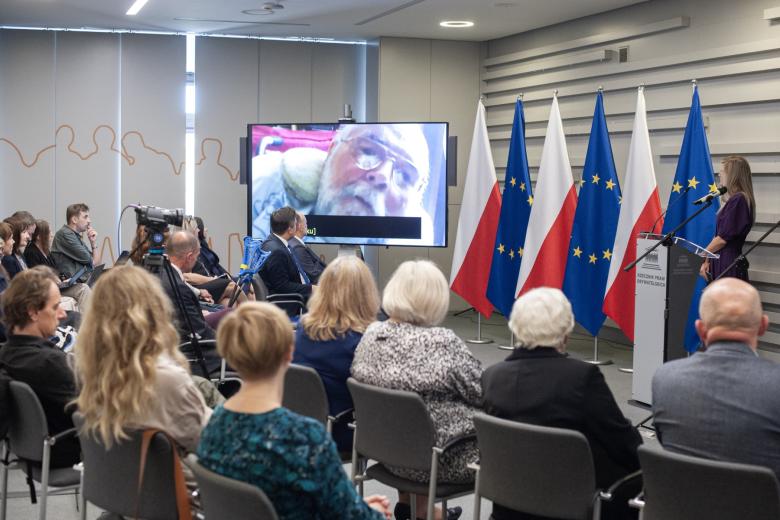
[288,245,311,284]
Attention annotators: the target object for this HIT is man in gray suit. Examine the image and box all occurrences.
[289,211,327,284]
[652,278,779,477]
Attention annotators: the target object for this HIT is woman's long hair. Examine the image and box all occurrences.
[301,256,380,341]
[74,265,186,446]
[30,219,51,256]
[721,156,756,225]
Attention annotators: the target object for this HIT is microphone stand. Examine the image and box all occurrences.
[647,186,692,235]
[624,198,715,273]
[713,219,780,281]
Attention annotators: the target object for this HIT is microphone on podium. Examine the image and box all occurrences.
[693,185,727,205]
[647,186,692,234]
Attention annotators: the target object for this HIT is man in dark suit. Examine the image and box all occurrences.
[482,288,641,520]
[289,211,327,284]
[259,207,314,301]
[653,278,780,478]
[158,230,222,375]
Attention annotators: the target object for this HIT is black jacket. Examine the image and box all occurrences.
[157,268,221,375]
[259,234,313,299]
[24,243,57,270]
[0,334,81,467]
[289,237,327,284]
[482,347,641,520]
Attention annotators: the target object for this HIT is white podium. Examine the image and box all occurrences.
[631,233,718,405]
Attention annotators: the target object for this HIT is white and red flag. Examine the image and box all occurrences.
[450,99,501,317]
[603,87,663,341]
[515,94,577,296]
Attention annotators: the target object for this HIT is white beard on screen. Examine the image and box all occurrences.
[315,168,387,216]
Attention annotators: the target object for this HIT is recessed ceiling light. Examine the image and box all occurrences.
[126,0,149,16]
[440,20,474,28]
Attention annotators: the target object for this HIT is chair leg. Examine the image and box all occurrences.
[592,495,602,520]
[410,494,417,518]
[79,464,86,520]
[40,440,51,520]
[472,468,481,520]
[0,442,8,520]
[427,450,439,520]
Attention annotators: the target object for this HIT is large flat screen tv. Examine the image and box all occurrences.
[247,122,448,247]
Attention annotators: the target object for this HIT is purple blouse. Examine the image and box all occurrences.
[710,192,752,281]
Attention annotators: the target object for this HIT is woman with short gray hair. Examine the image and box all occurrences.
[483,287,641,520]
[352,260,482,520]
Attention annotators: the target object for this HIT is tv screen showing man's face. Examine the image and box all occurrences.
[248,122,448,247]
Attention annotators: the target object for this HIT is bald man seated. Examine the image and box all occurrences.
[652,278,779,477]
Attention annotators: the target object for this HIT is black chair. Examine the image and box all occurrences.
[347,378,474,520]
[471,413,637,520]
[253,276,306,317]
[283,364,353,434]
[186,455,279,520]
[0,381,81,520]
[73,414,186,520]
[635,445,780,520]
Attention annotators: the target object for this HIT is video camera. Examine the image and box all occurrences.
[134,204,185,228]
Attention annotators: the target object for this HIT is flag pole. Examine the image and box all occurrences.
[467,313,494,344]
[498,331,515,351]
[585,335,613,365]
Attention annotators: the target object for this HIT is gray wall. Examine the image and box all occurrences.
[371,37,482,307]
[484,0,780,351]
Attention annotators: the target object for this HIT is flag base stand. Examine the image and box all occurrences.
[466,314,494,344]
[618,367,634,374]
[497,331,515,350]
[585,337,613,366]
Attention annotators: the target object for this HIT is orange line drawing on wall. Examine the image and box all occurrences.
[197,138,240,181]
[1,125,240,182]
[98,236,117,266]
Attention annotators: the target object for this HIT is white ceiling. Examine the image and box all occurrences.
[0,0,647,42]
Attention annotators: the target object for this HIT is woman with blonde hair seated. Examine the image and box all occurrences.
[351,260,482,520]
[74,265,211,452]
[197,302,391,520]
[294,255,380,453]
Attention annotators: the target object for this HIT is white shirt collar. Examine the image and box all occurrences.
[273,233,289,247]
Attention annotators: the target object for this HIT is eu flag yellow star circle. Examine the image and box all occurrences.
[709,182,719,193]
[508,249,515,259]
[602,249,612,261]
[588,253,597,264]
[519,182,526,191]
[573,246,582,258]
[605,179,616,190]
[497,243,505,254]
[510,177,517,187]
[591,173,600,184]
[672,181,683,193]
[688,177,700,189]
[527,195,534,206]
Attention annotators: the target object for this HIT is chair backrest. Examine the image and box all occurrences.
[282,364,329,426]
[638,445,780,520]
[73,414,180,520]
[474,413,596,520]
[347,377,436,471]
[7,381,49,462]
[187,456,279,520]
[252,274,269,301]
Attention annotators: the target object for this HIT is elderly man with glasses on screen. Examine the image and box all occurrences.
[250,124,433,244]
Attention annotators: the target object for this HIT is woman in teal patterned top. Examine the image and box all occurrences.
[197,302,390,520]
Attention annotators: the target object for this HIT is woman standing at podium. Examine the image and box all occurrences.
[700,155,756,281]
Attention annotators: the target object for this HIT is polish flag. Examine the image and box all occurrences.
[603,88,663,341]
[515,95,577,296]
[450,99,501,317]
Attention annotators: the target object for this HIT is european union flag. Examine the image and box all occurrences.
[562,91,621,336]
[661,86,718,353]
[486,99,533,317]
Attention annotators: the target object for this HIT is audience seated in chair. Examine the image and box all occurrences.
[351,259,481,520]
[652,278,780,478]
[158,231,223,374]
[259,207,314,304]
[0,267,81,468]
[289,211,327,284]
[1,215,33,279]
[294,255,379,453]
[178,216,253,306]
[197,302,391,520]
[27,219,90,311]
[481,287,642,520]
[74,265,212,453]
[51,203,101,283]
